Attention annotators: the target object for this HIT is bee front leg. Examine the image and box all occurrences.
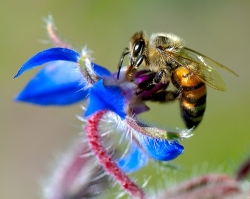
[135,70,169,95]
[136,70,167,95]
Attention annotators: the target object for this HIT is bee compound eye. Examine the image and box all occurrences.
[133,39,145,57]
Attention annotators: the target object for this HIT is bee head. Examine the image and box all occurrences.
[129,31,147,67]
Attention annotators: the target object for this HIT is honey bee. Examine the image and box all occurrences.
[117,31,237,129]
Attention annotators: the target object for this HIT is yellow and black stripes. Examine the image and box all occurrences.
[181,83,206,129]
[172,66,207,129]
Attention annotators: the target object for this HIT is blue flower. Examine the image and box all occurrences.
[15,46,187,173]
[15,18,192,197]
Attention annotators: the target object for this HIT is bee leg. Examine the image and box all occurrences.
[153,70,166,84]
[117,47,129,79]
[135,80,158,95]
[144,70,166,90]
[135,70,167,95]
[147,90,180,103]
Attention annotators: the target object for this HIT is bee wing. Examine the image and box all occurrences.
[175,47,238,91]
[183,47,238,76]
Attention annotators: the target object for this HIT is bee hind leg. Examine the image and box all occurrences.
[146,90,180,103]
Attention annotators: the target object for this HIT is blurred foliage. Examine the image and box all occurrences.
[1,0,249,199]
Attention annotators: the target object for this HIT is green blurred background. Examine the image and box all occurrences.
[1,0,250,198]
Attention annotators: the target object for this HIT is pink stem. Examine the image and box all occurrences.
[160,174,240,198]
[236,156,250,181]
[46,22,72,48]
[86,110,146,199]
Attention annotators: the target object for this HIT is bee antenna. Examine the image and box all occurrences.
[117,47,129,79]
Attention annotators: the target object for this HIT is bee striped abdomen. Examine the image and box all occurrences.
[172,66,207,129]
[181,83,206,129]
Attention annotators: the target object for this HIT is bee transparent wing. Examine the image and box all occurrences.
[174,47,238,91]
[183,47,238,76]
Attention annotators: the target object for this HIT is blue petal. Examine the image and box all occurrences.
[84,79,126,119]
[140,136,184,161]
[15,61,89,106]
[93,63,112,77]
[14,48,79,78]
[117,143,148,173]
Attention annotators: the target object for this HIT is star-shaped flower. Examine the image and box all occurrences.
[15,17,192,198]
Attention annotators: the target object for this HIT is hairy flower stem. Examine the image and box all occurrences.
[86,110,146,199]
[46,16,72,48]
[236,156,250,181]
[159,174,241,199]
